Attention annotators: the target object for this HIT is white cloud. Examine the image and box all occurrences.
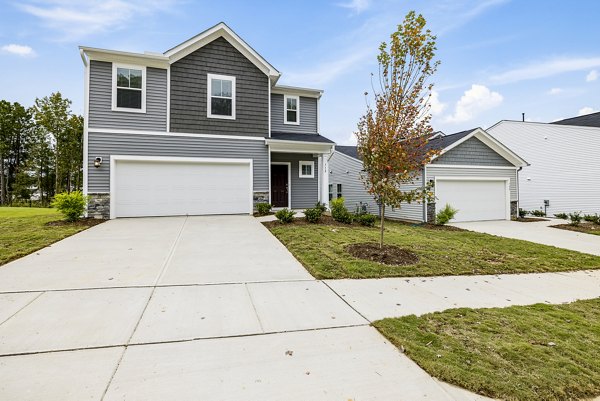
[586,70,598,82]
[428,90,446,115]
[336,0,370,14]
[344,133,358,145]
[19,0,177,40]
[490,56,600,84]
[547,87,562,95]
[1,44,36,57]
[446,84,503,123]
[578,106,598,116]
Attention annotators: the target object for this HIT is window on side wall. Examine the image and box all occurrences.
[328,184,333,201]
[113,65,145,112]
[337,184,342,198]
[299,161,314,178]
[284,95,299,125]
[208,73,236,119]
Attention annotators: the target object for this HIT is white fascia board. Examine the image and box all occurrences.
[164,23,280,82]
[272,85,323,98]
[80,47,169,69]
[266,139,333,154]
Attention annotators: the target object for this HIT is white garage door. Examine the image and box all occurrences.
[112,157,252,218]
[435,179,508,222]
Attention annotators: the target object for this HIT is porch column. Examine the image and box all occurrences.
[320,155,329,209]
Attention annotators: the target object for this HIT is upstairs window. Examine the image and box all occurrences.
[113,65,145,112]
[284,95,299,125]
[208,73,236,119]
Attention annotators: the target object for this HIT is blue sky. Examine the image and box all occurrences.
[1,0,599,144]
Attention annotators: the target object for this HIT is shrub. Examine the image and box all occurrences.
[531,209,546,217]
[275,208,296,224]
[356,213,376,227]
[304,207,323,223]
[52,191,88,222]
[314,201,328,213]
[256,202,272,216]
[331,197,354,224]
[435,203,458,225]
[583,214,599,224]
[568,211,582,226]
[518,208,528,218]
[554,212,568,219]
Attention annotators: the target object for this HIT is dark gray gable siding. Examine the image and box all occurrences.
[88,61,167,131]
[433,137,513,166]
[270,94,317,134]
[270,153,318,209]
[87,131,268,193]
[170,37,269,137]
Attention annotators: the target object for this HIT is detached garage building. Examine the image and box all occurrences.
[330,128,528,223]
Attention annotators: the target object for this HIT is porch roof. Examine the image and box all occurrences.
[266,132,335,154]
[269,132,335,144]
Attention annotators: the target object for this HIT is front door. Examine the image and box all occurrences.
[271,164,289,208]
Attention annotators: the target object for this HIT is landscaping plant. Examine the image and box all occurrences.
[568,211,582,226]
[330,197,353,224]
[518,208,528,218]
[583,213,600,224]
[356,213,377,227]
[554,212,568,219]
[51,191,88,222]
[435,203,458,225]
[255,202,272,216]
[303,207,323,223]
[314,201,327,213]
[355,11,440,248]
[274,208,295,224]
[531,209,546,217]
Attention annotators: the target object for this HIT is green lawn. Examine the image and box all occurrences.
[0,207,98,266]
[266,220,600,278]
[374,299,600,401]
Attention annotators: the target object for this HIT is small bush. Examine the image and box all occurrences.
[518,208,528,218]
[314,201,328,213]
[568,211,582,226]
[304,207,323,223]
[554,212,568,219]
[256,202,272,216]
[331,197,353,224]
[356,213,376,227]
[275,208,296,224]
[435,204,458,225]
[52,191,88,222]
[531,209,546,217]
[583,214,599,224]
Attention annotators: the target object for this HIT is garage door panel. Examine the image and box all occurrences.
[435,179,507,222]
[114,160,251,218]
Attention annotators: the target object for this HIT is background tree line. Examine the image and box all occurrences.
[0,92,83,206]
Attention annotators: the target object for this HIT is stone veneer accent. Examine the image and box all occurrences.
[253,191,269,205]
[87,193,110,219]
[426,202,436,223]
[510,201,518,218]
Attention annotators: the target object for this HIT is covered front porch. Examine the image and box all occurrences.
[266,133,334,210]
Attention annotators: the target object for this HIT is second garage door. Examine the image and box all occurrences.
[435,178,509,222]
[112,157,252,218]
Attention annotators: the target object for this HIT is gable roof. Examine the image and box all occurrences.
[551,111,600,128]
[334,127,527,167]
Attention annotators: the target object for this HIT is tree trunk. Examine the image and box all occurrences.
[380,203,385,249]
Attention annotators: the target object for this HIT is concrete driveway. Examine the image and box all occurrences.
[453,219,600,256]
[0,216,482,401]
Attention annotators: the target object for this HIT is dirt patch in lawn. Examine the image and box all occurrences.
[345,242,419,266]
[551,223,600,236]
[513,217,549,222]
[46,218,106,228]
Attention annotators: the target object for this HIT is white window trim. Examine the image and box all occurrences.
[207,73,236,120]
[299,160,314,178]
[112,63,146,113]
[284,95,300,125]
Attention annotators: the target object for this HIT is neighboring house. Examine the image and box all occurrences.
[488,119,600,216]
[79,22,334,219]
[330,128,528,223]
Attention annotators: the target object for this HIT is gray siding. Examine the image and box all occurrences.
[433,137,513,166]
[270,94,318,134]
[88,61,167,131]
[87,131,268,193]
[271,153,318,209]
[426,166,518,201]
[329,152,425,222]
[170,37,269,137]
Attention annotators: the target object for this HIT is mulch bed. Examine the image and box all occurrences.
[345,243,419,266]
[262,215,362,228]
[551,223,600,235]
[45,218,106,228]
[513,217,549,222]
[392,220,465,231]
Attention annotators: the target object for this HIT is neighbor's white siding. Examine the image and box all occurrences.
[488,121,600,215]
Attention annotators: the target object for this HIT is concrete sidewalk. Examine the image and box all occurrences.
[453,219,600,256]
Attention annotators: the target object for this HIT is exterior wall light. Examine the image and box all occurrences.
[94,157,103,168]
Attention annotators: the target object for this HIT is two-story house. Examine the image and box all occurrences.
[80,22,334,219]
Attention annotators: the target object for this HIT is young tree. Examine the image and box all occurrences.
[356,11,440,248]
